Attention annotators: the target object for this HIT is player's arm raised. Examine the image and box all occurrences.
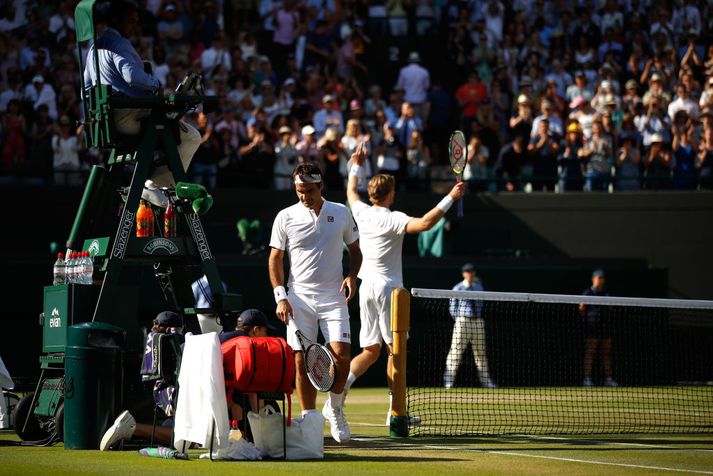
[405,182,465,234]
[346,141,367,207]
[269,247,293,324]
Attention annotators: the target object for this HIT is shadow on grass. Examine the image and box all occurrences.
[324,453,465,463]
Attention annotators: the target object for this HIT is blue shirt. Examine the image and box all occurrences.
[582,286,608,321]
[449,280,484,318]
[83,28,160,98]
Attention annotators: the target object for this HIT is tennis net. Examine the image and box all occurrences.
[406,288,713,436]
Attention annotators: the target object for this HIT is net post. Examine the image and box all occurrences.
[389,287,410,437]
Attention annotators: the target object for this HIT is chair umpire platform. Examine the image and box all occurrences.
[11,0,243,450]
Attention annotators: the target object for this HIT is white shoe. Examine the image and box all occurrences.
[142,180,169,208]
[482,380,497,389]
[100,410,136,451]
[604,378,618,387]
[322,400,350,443]
[583,378,593,387]
[443,377,453,389]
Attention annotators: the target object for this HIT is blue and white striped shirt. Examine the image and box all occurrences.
[83,28,160,98]
[449,280,484,318]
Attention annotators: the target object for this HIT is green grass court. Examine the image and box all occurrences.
[1,388,712,475]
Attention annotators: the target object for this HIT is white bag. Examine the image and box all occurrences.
[248,406,325,460]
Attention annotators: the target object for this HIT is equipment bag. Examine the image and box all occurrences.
[248,406,324,460]
[221,336,295,420]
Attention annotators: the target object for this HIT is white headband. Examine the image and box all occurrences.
[294,173,322,184]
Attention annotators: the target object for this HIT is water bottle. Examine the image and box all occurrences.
[53,253,66,286]
[65,252,75,284]
[81,252,94,284]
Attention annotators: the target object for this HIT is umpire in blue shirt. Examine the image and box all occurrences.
[443,263,495,389]
[84,0,201,207]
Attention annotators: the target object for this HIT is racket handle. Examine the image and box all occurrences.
[457,196,464,218]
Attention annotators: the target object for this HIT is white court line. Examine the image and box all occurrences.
[349,437,713,475]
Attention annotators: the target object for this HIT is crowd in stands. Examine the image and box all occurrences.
[1,0,713,192]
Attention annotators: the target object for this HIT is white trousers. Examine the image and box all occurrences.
[444,316,492,386]
[114,108,201,188]
[0,393,7,429]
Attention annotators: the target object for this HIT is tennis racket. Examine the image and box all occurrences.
[448,130,467,218]
[288,319,336,392]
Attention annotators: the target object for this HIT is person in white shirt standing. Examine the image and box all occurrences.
[269,163,362,443]
[396,52,431,122]
[342,143,464,419]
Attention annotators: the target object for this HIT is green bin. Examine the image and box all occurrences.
[64,322,125,450]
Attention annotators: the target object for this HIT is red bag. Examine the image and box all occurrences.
[221,336,295,420]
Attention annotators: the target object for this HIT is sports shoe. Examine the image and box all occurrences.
[583,377,593,387]
[322,399,350,443]
[386,411,422,426]
[443,376,454,389]
[604,377,618,387]
[481,378,497,389]
[142,180,169,208]
[100,410,136,451]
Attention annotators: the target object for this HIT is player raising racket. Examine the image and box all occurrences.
[343,142,464,421]
[269,163,362,443]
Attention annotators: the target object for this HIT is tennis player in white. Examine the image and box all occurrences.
[269,163,362,443]
[343,142,464,420]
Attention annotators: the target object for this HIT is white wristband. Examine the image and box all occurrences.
[436,195,454,213]
[349,164,362,177]
[274,286,288,303]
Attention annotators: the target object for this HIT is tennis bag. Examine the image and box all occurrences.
[221,336,295,420]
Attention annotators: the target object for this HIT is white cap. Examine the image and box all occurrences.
[32,75,44,83]
[301,125,316,136]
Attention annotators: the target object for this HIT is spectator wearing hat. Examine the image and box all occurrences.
[509,94,533,141]
[642,72,671,111]
[157,3,186,60]
[24,74,57,120]
[643,133,672,189]
[580,269,617,387]
[443,263,495,389]
[581,119,613,192]
[615,132,641,191]
[622,79,642,116]
[296,125,322,171]
[313,94,344,138]
[396,51,431,122]
[274,126,299,190]
[558,122,585,191]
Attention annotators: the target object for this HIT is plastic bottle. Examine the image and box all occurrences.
[53,253,66,286]
[65,252,75,284]
[163,201,176,237]
[136,200,155,237]
[81,251,94,285]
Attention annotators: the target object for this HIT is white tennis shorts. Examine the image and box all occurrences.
[287,291,351,351]
[358,281,395,348]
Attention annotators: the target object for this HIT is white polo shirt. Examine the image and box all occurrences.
[351,200,412,288]
[270,198,359,295]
